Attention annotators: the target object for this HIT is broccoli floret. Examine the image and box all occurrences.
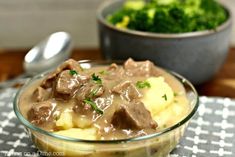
[147,8,156,19]
[107,9,134,25]
[124,0,145,10]
[116,16,130,29]
[200,0,228,27]
[152,9,173,33]
[128,10,151,31]
[151,4,189,33]
[152,7,190,33]
[154,0,177,5]
[200,0,222,13]
[169,7,184,20]
[107,10,125,25]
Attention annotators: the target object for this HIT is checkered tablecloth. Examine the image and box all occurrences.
[0,88,235,157]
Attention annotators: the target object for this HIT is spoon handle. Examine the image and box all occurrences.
[0,74,30,89]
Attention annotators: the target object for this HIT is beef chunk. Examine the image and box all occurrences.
[54,70,89,99]
[27,101,55,125]
[33,87,51,102]
[112,81,142,101]
[124,58,154,76]
[105,63,125,80]
[41,59,83,88]
[73,103,93,116]
[56,70,80,94]
[74,82,105,117]
[108,63,119,71]
[76,83,105,102]
[111,101,157,130]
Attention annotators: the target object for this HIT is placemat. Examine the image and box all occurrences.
[0,88,234,157]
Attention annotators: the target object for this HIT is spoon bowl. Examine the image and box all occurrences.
[24,32,73,75]
[0,32,73,89]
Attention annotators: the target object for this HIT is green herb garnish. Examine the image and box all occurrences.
[92,73,102,84]
[83,98,103,114]
[162,94,167,101]
[99,70,108,75]
[136,81,151,89]
[69,70,78,76]
[174,92,178,97]
[90,87,100,97]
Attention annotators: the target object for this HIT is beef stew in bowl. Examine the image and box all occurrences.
[14,59,198,157]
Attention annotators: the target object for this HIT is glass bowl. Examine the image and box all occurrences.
[14,60,199,157]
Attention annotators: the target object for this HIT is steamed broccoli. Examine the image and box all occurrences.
[124,0,145,10]
[107,9,133,25]
[107,0,228,33]
[128,10,150,31]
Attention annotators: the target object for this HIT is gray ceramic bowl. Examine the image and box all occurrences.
[97,0,232,85]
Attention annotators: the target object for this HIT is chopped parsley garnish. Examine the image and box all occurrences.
[90,87,100,97]
[84,98,103,114]
[136,81,151,89]
[69,70,78,76]
[92,73,102,84]
[174,92,178,97]
[162,94,167,101]
[99,70,108,75]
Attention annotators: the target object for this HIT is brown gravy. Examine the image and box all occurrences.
[19,58,189,140]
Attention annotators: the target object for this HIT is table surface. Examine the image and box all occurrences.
[0,48,235,98]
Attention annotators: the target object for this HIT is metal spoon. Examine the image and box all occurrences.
[0,32,73,89]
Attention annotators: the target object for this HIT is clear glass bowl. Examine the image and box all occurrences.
[14,60,199,157]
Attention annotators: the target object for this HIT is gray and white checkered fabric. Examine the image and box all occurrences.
[0,88,234,157]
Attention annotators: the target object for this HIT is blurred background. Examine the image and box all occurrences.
[0,0,235,97]
[0,0,234,49]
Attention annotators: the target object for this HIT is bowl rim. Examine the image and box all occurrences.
[14,60,199,144]
[97,0,232,39]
